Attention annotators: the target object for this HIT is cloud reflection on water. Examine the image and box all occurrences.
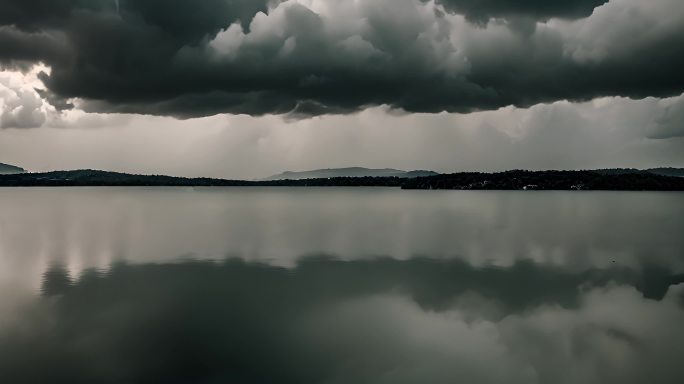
[1,257,682,384]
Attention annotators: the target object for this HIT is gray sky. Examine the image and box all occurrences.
[1,0,684,178]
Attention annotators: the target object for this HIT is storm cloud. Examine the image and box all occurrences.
[0,0,683,117]
[434,0,610,21]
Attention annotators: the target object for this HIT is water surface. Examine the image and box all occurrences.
[0,188,683,383]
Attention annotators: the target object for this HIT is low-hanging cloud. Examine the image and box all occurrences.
[434,0,609,22]
[0,0,682,118]
[649,94,684,139]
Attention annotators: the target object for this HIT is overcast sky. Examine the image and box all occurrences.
[1,0,683,178]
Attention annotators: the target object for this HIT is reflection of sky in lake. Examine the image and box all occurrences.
[1,188,683,383]
[2,188,684,287]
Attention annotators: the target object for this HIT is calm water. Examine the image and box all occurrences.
[1,187,683,383]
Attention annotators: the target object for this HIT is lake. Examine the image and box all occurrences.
[1,187,683,383]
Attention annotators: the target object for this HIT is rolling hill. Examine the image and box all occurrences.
[262,167,438,180]
[0,162,25,175]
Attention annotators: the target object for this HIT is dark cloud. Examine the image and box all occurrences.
[1,257,683,384]
[0,0,272,32]
[0,26,69,65]
[0,0,683,118]
[34,88,73,111]
[434,0,609,22]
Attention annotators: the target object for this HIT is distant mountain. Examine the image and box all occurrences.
[594,168,684,177]
[262,167,439,180]
[0,162,25,175]
[404,170,441,178]
[646,168,684,177]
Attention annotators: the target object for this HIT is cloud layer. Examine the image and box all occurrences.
[0,0,683,117]
[434,0,609,21]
